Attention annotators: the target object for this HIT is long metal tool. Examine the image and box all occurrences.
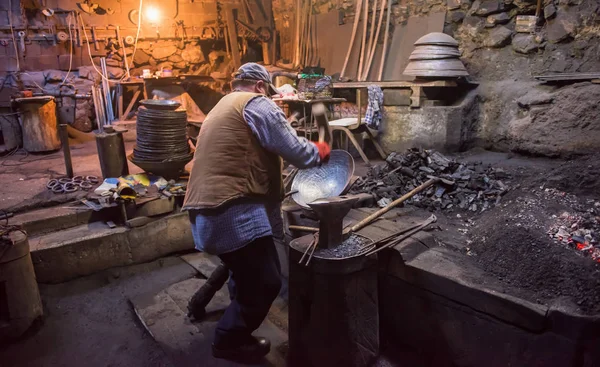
[340,0,363,78]
[116,26,130,78]
[345,177,440,235]
[100,57,114,123]
[363,215,437,256]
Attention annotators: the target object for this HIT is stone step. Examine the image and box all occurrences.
[10,205,109,236]
[29,212,194,284]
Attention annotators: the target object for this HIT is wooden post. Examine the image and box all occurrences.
[357,0,369,80]
[16,96,61,153]
[340,0,363,78]
[225,6,242,69]
[377,0,392,81]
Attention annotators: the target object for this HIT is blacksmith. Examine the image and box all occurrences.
[182,63,330,362]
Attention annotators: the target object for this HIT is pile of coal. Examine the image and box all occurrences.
[350,148,511,212]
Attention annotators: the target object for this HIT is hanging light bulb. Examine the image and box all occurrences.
[145,5,161,23]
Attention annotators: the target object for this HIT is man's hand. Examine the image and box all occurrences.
[312,142,331,163]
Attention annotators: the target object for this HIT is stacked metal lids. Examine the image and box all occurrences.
[129,100,192,178]
[403,32,469,78]
[134,107,190,162]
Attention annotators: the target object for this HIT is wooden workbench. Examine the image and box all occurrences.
[332,79,459,108]
[116,75,215,121]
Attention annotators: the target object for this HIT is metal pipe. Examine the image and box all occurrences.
[31,92,90,99]
[58,123,74,178]
[270,71,299,83]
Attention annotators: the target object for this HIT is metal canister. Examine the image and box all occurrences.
[95,127,129,179]
[0,232,43,343]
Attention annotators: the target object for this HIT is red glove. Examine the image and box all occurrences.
[313,141,331,163]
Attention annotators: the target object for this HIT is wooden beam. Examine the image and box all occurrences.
[332,80,459,88]
[225,6,242,69]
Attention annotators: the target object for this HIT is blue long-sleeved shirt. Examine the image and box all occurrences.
[189,94,320,255]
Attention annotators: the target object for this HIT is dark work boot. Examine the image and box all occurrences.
[187,263,229,320]
[212,336,271,362]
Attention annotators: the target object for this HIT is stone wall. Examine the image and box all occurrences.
[0,0,266,132]
[271,0,600,156]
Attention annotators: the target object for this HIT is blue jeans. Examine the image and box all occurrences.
[214,236,282,348]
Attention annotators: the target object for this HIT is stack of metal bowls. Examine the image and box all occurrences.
[128,99,192,178]
[403,32,469,78]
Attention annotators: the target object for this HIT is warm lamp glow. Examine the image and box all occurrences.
[145,6,161,22]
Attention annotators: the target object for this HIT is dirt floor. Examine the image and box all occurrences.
[0,257,194,367]
[0,127,143,213]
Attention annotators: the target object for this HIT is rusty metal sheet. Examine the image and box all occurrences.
[314,10,363,78]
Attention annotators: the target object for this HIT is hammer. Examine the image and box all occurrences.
[311,103,332,145]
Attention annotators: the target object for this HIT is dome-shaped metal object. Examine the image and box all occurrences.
[414,32,459,46]
[404,59,469,77]
[408,45,462,60]
[404,32,468,78]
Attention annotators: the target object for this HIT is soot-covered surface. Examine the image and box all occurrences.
[313,233,373,259]
[466,188,600,314]
[354,149,600,315]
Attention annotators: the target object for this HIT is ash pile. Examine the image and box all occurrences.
[350,149,511,212]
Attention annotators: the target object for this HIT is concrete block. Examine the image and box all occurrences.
[128,216,170,263]
[383,89,412,106]
[135,197,175,217]
[30,222,131,284]
[380,276,579,367]
[11,206,95,236]
[386,247,549,332]
[381,88,479,153]
[30,212,194,283]
[166,212,195,251]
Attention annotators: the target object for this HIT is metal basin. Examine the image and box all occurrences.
[127,152,193,179]
[139,99,182,110]
[291,150,355,208]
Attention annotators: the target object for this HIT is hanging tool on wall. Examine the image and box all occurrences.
[17,31,26,55]
[115,26,130,79]
[91,26,99,50]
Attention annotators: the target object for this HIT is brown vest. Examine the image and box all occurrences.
[183,92,284,210]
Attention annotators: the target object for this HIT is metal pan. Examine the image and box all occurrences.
[291,150,355,209]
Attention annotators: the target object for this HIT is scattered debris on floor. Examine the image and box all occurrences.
[350,148,511,213]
